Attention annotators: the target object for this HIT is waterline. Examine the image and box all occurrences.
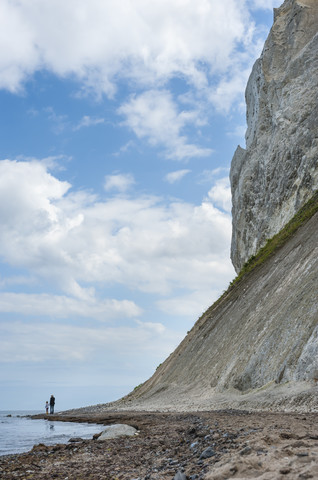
[0,411,104,456]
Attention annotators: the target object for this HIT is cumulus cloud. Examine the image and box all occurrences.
[0,0,253,95]
[208,66,252,114]
[208,177,232,213]
[0,0,273,163]
[104,173,135,192]
[165,169,191,184]
[118,90,212,160]
[0,159,234,317]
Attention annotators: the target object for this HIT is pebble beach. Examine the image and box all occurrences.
[1,410,317,479]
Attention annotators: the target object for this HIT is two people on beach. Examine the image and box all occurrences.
[45,395,55,414]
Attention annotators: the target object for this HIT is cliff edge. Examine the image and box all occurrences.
[230,0,318,272]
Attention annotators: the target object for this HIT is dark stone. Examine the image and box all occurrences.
[68,437,83,443]
[239,446,252,455]
[279,468,291,475]
[199,446,216,459]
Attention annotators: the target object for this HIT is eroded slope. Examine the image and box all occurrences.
[107,210,318,412]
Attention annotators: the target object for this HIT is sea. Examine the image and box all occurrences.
[0,411,105,456]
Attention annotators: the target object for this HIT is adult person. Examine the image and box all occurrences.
[49,394,55,414]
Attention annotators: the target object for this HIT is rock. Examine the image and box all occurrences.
[199,446,216,459]
[31,443,49,452]
[97,424,138,440]
[280,468,291,475]
[173,472,187,480]
[188,427,197,435]
[239,446,252,456]
[68,437,83,443]
[230,0,318,272]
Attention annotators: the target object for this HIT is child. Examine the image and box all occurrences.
[45,401,49,415]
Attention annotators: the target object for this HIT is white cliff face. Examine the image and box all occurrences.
[230,0,318,272]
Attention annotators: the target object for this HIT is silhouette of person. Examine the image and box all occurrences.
[49,395,55,414]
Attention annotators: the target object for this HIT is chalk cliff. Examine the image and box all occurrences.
[230,0,318,272]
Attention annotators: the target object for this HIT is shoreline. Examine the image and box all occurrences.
[1,409,318,479]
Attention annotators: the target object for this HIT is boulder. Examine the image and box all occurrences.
[97,424,137,440]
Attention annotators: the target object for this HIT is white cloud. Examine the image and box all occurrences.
[157,288,223,318]
[104,173,135,192]
[208,177,232,213]
[0,0,274,164]
[208,67,252,114]
[73,115,104,131]
[0,292,141,321]
[135,320,166,335]
[0,321,179,363]
[118,90,212,160]
[0,159,235,313]
[0,159,70,227]
[165,169,191,184]
[228,124,247,139]
[0,275,36,288]
[198,167,230,184]
[0,0,254,104]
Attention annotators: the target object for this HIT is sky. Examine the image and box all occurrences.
[0,0,282,411]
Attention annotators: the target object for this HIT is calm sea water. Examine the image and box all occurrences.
[0,411,105,456]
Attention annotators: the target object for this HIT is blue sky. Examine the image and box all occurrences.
[0,0,281,411]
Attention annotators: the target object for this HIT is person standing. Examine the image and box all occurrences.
[45,401,49,415]
[49,395,55,414]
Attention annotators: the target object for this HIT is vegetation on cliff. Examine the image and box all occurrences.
[202,188,318,318]
[234,189,318,284]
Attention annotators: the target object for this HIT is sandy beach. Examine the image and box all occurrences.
[0,409,317,479]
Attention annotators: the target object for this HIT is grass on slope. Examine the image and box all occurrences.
[232,189,318,285]
[201,189,318,319]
